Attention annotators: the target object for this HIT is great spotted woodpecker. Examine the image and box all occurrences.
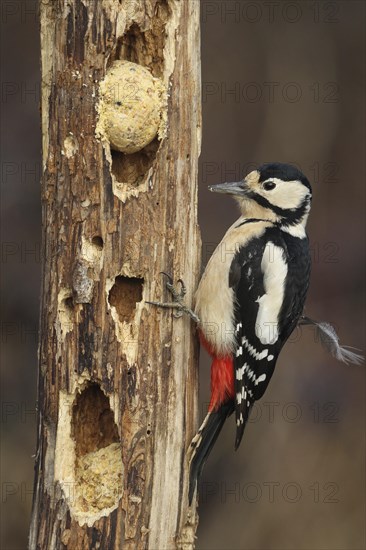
[148,162,363,504]
[190,163,312,502]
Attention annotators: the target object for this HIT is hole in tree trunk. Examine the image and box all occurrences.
[64,296,74,310]
[111,137,159,186]
[72,383,119,456]
[107,5,169,192]
[114,0,170,79]
[108,275,144,323]
[57,289,74,337]
[91,235,104,250]
[71,383,122,517]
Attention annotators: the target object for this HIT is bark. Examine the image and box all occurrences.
[29,1,201,548]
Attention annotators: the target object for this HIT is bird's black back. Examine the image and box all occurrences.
[229,223,311,448]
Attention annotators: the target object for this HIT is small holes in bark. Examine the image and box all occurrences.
[108,276,144,323]
[91,236,104,250]
[58,289,74,337]
[64,296,74,310]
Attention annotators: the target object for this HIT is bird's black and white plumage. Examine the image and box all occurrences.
[147,161,363,505]
[190,163,313,502]
[185,162,362,503]
[230,221,311,448]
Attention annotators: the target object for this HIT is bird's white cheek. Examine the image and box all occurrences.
[264,180,309,210]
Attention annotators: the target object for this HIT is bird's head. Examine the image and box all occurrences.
[209,162,312,227]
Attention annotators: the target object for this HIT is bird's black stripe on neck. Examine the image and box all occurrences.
[235,218,274,228]
[248,192,311,226]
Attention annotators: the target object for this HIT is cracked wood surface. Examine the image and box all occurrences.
[29,1,201,548]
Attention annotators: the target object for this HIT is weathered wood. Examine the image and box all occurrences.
[29,1,201,548]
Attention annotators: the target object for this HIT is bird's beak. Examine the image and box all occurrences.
[208,180,250,196]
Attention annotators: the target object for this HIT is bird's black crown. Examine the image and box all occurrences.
[258,162,312,192]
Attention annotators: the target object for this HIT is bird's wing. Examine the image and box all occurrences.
[229,227,304,449]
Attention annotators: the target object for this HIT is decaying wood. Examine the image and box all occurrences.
[29,1,201,548]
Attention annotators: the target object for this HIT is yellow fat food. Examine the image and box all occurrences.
[99,60,165,154]
[75,442,122,512]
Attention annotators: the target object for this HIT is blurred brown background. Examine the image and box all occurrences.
[1,1,365,549]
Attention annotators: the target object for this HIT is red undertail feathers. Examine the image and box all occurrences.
[199,331,235,410]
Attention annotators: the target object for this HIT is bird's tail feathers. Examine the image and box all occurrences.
[188,401,234,505]
[234,402,253,451]
[300,316,364,365]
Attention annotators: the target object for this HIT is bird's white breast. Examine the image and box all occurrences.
[194,218,272,356]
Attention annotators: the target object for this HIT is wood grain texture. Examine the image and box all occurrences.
[29,1,201,548]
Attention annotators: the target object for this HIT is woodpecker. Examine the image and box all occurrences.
[188,162,312,501]
[147,161,363,505]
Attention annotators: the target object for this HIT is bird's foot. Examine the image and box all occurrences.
[146,272,200,323]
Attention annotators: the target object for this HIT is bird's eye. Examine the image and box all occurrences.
[263,181,276,191]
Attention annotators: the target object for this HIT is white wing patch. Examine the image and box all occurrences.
[255,242,288,345]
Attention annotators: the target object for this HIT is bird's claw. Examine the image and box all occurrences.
[177,278,187,297]
[160,272,187,302]
[160,271,173,285]
[147,273,200,324]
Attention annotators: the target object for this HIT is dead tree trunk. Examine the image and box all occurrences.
[29,1,201,548]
